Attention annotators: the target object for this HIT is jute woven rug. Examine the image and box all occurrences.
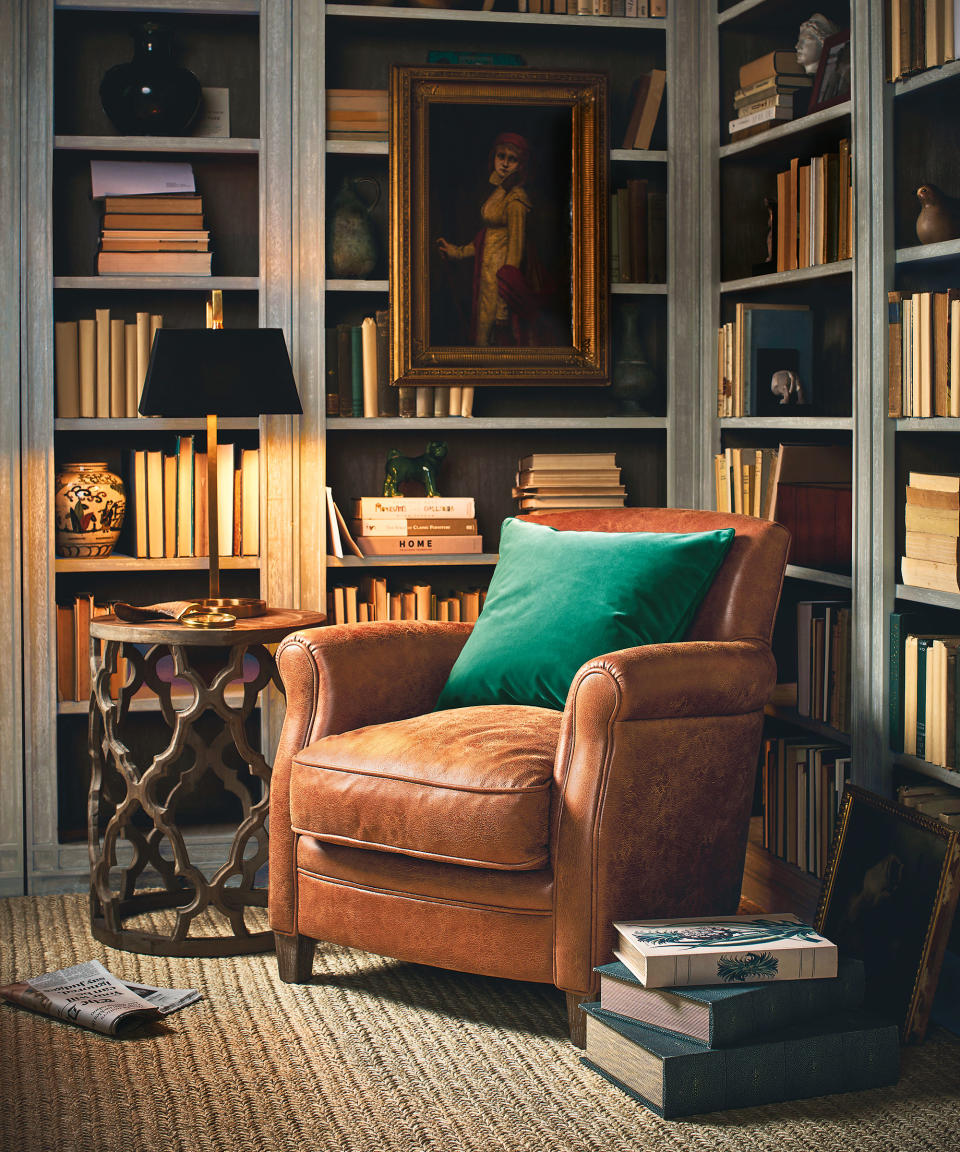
[1,893,958,1152]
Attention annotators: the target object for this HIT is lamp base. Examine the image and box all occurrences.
[198,597,267,619]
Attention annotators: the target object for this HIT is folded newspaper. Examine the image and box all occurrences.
[0,960,201,1036]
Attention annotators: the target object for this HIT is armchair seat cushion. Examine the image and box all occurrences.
[290,704,562,870]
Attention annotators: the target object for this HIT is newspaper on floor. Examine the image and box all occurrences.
[0,959,201,1036]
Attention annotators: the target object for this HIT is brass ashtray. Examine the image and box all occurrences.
[180,607,238,629]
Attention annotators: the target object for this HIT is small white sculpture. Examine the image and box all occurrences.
[795,13,840,74]
[771,370,805,406]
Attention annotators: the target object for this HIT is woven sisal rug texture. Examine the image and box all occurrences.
[1,893,958,1152]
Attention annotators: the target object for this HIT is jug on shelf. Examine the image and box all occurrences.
[329,177,380,280]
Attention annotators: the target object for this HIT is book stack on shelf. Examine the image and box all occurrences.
[128,439,258,561]
[513,452,625,512]
[54,310,163,419]
[579,915,897,1118]
[796,599,851,733]
[325,89,388,142]
[96,193,212,277]
[902,471,960,593]
[610,178,666,285]
[716,302,813,418]
[886,289,959,418]
[774,141,853,274]
[887,0,960,81]
[899,783,960,827]
[327,577,486,626]
[341,494,482,558]
[761,736,851,878]
[728,51,812,142]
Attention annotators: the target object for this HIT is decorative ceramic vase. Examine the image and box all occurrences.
[99,22,202,136]
[611,304,657,413]
[54,463,126,558]
[329,177,380,279]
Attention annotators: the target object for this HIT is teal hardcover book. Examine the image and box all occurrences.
[595,955,865,1048]
[580,1004,899,1119]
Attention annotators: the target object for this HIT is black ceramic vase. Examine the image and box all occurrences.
[99,22,202,136]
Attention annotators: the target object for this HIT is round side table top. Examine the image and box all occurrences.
[89,607,326,647]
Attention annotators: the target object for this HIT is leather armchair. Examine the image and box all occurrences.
[269,509,790,1045]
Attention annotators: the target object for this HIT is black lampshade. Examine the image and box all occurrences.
[139,328,302,418]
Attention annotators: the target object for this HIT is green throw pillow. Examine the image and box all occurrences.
[434,517,735,712]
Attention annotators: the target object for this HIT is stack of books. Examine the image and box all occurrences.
[96,192,212,276]
[513,452,625,512]
[898,782,960,828]
[729,50,812,141]
[326,89,388,142]
[902,471,960,593]
[580,914,898,1119]
[345,495,482,557]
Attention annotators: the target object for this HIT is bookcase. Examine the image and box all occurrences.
[705,0,960,919]
[15,0,320,894]
[316,2,703,627]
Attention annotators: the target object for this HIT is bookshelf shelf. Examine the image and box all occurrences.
[611,282,669,295]
[55,556,260,574]
[326,416,668,431]
[55,0,260,11]
[892,753,960,788]
[895,418,960,432]
[894,57,960,97]
[894,584,960,610]
[325,6,667,32]
[54,135,259,155]
[326,279,389,293]
[784,565,853,589]
[720,259,853,294]
[895,239,960,266]
[719,103,852,161]
[326,140,388,156]
[610,149,668,164]
[54,277,259,292]
[765,701,851,746]
[55,417,260,432]
[720,416,853,431]
[327,554,499,569]
[717,0,771,24]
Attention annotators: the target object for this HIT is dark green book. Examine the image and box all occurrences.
[889,611,923,753]
[581,1004,899,1119]
[594,956,864,1048]
[350,324,363,417]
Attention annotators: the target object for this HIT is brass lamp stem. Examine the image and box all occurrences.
[207,412,220,602]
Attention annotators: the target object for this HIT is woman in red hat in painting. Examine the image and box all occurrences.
[436,131,550,347]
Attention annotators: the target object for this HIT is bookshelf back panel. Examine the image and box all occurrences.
[53,289,260,330]
[54,11,261,140]
[894,76,960,251]
[53,151,259,278]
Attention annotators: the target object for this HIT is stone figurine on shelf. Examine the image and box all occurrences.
[915,183,960,245]
[752,195,778,275]
[383,441,448,497]
[795,13,840,74]
[770,369,805,406]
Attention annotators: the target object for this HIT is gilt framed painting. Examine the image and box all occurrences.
[389,65,608,388]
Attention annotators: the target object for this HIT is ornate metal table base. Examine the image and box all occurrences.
[88,633,284,957]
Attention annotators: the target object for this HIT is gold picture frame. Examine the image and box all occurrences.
[389,65,608,388]
[815,784,960,1043]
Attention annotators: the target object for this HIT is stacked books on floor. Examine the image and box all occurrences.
[901,471,960,593]
[328,493,483,558]
[610,178,666,284]
[729,50,812,142]
[325,88,388,142]
[898,783,960,828]
[513,452,625,512]
[129,438,258,560]
[886,289,959,418]
[760,734,851,877]
[580,914,898,1119]
[327,578,486,625]
[54,309,163,419]
[96,192,212,277]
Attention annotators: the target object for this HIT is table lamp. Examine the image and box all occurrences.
[140,325,302,620]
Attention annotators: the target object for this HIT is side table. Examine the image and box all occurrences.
[87,607,325,957]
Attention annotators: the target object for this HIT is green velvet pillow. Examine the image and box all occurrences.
[434,517,735,712]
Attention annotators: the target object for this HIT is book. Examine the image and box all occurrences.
[739,50,809,89]
[612,914,838,988]
[352,496,476,518]
[336,322,354,417]
[519,452,617,470]
[102,194,203,214]
[350,325,363,420]
[889,610,926,753]
[95,308,110,417]
[904,503,960,535]
[240,448,259,556]
[100,213,204,230]
[124,323,137,417]
[54,321,80,418]
[216,442,235,557]
[109,318,125,417]
[519,495,627,509]
[909,471,960,492]
[374,308,396,416]
[354,535,484,556]
[361,315,378,417]
[78,317,95,418]
[728,105,794,134]
[96,251,212,276]
[351,517,478,536]
[56,602,75,701]
[906,530,960,564]
[580,1005,899,1120]
[623,69,666,150]
[594,954,865,1048]
[175,435,194,557]
[907,484,960,509]
[902,555,960,593]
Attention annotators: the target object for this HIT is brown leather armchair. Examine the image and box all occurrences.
[268,509,789,1045]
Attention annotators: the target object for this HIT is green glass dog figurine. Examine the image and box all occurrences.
[383,441,448,497]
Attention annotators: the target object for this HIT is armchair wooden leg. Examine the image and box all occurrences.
[275,931,315,983]
[566,991,590,1049]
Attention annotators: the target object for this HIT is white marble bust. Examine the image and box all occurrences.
[796,13,840,74]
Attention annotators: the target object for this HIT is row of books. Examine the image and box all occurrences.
[902,629,960,769]
[518,0,666,15]
[901,470,960,594]
[129,439,259,560]
[887,0,960,81]
[899,782,960,826]
[96,191,212,277]
[760,736,851,879]
[886,289,960,418]
[54,311,163,419]
[56,594,116,703]
[581,914,898,1119]
[728,49,812,141]
[775,140,854,274]
[610,180,666,284]
[325,88,387,142]
[328,578,486,625]
[324,318,478,420]
[716,301,813,418]
[713,446,778,519]
[328,493,483,557]
[796,600,852,733]
[513,451,626,511]
[891,607,960,757]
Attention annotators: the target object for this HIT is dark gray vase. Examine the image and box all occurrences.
[99,22,202,136]
[611,303,657,413]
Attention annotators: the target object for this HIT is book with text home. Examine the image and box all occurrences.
[613,914,837,988]
[580,1004,898,1119]
[354,535,484,557]
[594,955,865,1048]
